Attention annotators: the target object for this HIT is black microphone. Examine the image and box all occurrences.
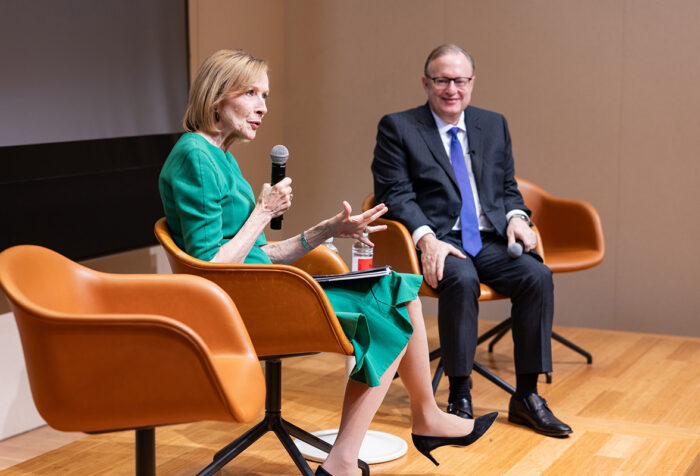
[507,240,524,259]
[270,144,289,230]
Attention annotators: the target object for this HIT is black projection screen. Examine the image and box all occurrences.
[0,0,188,260]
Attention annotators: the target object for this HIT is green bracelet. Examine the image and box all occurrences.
[300,231,313,250]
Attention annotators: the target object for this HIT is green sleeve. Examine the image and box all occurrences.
[168,150,224,261]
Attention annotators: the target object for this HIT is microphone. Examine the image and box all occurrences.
[270,144,289,230]
[507,240,523,259]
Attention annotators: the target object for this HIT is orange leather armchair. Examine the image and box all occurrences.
[154,218,367,476]
[361,194,544,395]
[0,245,265,476]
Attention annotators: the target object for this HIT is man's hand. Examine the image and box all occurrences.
[417,234,466,288]
[507,216,537,252]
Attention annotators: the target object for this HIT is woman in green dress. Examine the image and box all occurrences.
[159,49,495,476]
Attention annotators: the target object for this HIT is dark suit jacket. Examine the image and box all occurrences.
[372,103,529,241]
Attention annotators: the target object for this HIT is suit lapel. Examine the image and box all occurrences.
[416,104,459,190]
[465,106,484,186]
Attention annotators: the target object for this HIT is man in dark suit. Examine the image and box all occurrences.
[372,44,571,437]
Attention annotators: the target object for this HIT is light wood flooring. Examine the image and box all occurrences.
[1,318,699,475]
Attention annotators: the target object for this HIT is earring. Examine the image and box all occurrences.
[214,110,220,121]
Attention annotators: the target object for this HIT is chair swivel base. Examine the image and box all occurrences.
[196,359,369,476]
[482,318,593,384]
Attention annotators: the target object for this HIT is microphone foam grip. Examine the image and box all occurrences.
[270,144,289,164]
[507,242,523,259]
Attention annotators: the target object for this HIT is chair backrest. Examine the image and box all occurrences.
[154,218,355,357]
[0,245,265,433]
[516,177,605,272]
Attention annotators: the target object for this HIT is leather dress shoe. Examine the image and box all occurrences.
[508,393,572,437]
[446,397,473,419]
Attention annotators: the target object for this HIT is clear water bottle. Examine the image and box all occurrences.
[323,237,339,254]
[351,231,373,271]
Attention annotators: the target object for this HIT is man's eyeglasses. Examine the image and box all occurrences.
[429,76,473,90]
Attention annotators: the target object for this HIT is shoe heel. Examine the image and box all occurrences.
[411,435,440,466]
[423,450,439,466]
[418,447,439,466]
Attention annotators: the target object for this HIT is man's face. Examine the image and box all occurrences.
[422,52,475,125]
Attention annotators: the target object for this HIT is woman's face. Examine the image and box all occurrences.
[218,72,269,141]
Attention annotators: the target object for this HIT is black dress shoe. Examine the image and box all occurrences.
[508,393,572,437]
[412,411,498,466]
[446,397,473,419]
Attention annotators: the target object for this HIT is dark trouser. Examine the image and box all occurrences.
[428,231,554,377]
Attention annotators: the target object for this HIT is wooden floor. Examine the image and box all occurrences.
[1,318,699,475]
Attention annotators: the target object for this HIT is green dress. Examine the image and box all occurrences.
[159,133,422,387]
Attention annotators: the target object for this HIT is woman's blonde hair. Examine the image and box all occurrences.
[183,49,268,134]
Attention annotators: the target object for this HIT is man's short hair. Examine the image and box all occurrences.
[424,44,475,77]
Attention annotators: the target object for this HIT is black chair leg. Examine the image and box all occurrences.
[487,327,510,353]
[135,427,155,476]
[476,318,513,345]
[472,362,515,395]
[198,359,368,476]
[552,331,593,363]
[432,359,444,394]
[482,320,593,365]
[431,356,515,396]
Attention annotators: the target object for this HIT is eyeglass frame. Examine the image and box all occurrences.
[428,76,474,89]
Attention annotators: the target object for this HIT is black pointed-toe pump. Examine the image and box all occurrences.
[411,411,498,466]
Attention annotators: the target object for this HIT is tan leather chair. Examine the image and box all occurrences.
[479,177,604,363]
[361,194,544,394]
[0,245,265,476]
[154,218,368,476]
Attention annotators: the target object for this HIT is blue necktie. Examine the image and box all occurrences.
[448,127,482,256]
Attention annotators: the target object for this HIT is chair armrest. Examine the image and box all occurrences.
[162,261,354,357]
[91,273,257,356]
[531,224,545,261]
[535,194,605,261]
[292,244,349,275]
[370,217,422,275]
[17,311,264,432]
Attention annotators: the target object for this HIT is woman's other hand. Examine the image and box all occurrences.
[258,176,293,218]
[329,201,388,246]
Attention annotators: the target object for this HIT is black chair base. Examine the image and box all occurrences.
[430,350,516,396]
[135,427,155,476]
[485,318,593,381]
[197,358,369,476]
[428,316,593,394]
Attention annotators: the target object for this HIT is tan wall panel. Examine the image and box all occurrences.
[616,0,700,335]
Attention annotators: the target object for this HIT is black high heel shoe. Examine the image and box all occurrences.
[411,411,498,466]
[315,467,332,476]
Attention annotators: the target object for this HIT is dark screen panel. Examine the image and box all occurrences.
[0,134,180,260]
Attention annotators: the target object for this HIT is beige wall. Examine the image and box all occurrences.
[188,0,700,337]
